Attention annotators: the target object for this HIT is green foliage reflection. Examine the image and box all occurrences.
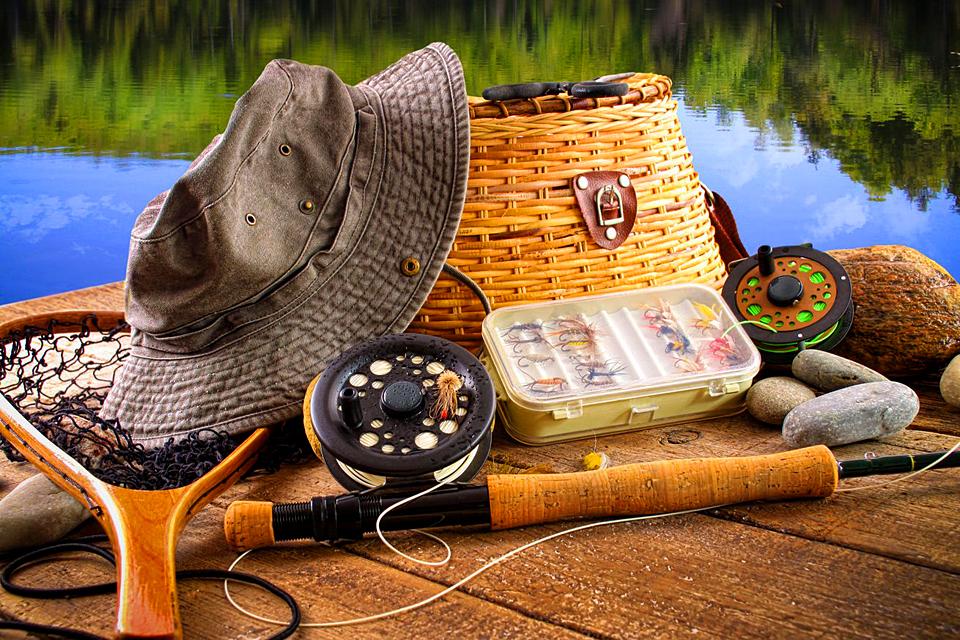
[1,0,957,208]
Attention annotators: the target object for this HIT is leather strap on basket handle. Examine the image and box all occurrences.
[702,185,748,265]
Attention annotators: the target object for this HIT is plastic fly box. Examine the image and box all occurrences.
[481,284,762,444]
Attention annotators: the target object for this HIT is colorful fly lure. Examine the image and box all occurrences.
[702,335,747,367]
[516,353,556,368]
[503,332,551,354]
[692,302,722,334]
[573,358,627,386]
[525,377,567,394]
[643,299,695,356]
[673,351,706,373]
[547,317,602,353]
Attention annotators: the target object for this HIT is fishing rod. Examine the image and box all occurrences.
[224,445,960,550]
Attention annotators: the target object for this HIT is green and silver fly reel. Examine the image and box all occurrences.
[721,244,855,364]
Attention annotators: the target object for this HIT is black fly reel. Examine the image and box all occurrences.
[721,244,855,364]
[305,333,496,491]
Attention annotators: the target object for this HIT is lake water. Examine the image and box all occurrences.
[1,0,958,304]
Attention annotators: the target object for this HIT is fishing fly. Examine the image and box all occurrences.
[516,353,555,368]
[692,301,722,333]
[573,358,627,386]
[431,370,464,421]
[548,317,602,352]
[525,377,567,394]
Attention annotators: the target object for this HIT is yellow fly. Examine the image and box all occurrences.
[692,301,721,332]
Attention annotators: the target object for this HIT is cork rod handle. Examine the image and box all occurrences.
[486,445,839,530]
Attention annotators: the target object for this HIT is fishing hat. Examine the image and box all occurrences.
[101,43,469,446]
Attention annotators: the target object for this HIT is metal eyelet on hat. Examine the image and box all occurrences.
[278,143,292,156]
[400,257,421,276]
[299,199,315,214]
[245,213,257,226]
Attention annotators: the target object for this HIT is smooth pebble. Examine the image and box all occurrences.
[791,349,887,392]
[942,354,960,408]
[0,474,90,552]
[782,381,918,448]
[746,377,817,426]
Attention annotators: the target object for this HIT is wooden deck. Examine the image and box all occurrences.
[0,283,958,638]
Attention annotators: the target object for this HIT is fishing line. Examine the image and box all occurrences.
[836,438,960,493]
[223,435,960,629]
[224,504,726,628]
[373,474,457,566]
[721,244,855,364]
[719,319,778,339]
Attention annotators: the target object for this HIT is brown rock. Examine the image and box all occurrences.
[746,376,817,425]
[829,245,960,376]
[942,354,960,408]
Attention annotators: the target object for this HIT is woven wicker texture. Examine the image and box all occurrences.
[410,73,726,351]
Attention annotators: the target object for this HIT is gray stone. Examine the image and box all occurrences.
[0,474,90,552]
[782,381,919,448]
[791,349,887,392]
[942,354,960,408]
[746,376,817,426]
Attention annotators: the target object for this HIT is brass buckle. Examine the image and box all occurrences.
[595,185,625,226]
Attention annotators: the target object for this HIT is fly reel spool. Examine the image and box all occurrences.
[721,244,854,364]
[304,333,496,491]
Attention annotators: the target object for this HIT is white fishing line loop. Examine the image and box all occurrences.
[223,505,725,628]
[223,436,960,628]
[373,473,456,567]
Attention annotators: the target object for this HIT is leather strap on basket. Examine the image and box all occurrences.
[702,185,748,265]
[572,171,638,250]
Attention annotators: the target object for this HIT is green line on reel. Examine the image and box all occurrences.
[721,244,855,365]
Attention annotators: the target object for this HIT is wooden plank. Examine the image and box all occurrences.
[209,425,960,638]
[0,282,124,324]
[0,459,588,639]
[344,511,959,639]
[483,414,960,574]
[7,442,956,639]
[910,372,960,437]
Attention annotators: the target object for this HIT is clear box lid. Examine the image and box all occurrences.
[481,284,762,412]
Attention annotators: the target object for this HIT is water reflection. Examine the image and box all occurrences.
[0,153,188,301]
[0,0,958,302]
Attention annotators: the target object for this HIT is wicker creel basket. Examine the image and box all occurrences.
[410,73,728,351]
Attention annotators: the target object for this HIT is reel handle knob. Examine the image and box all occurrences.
[757,244,775,276]
[339,387,363,429]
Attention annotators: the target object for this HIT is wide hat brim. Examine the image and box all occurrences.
[102,43,469,447]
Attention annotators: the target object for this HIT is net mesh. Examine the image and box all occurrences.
[0,314,309,490]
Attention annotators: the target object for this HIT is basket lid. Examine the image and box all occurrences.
[468,73,672,120]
